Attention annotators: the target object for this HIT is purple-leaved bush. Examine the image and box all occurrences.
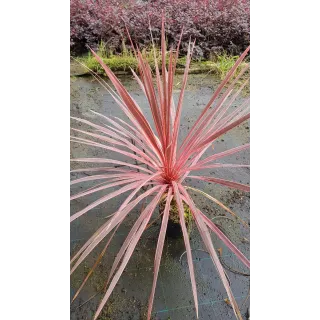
[70,0,250,57]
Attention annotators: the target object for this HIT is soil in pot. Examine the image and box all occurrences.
[159,197,192,239]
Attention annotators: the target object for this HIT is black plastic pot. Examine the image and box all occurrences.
[159,199,191,239]
[166,219,183,239]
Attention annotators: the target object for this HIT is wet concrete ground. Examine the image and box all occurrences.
[70,73,250,320]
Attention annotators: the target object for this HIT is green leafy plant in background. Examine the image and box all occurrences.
[71,19,250,320]
[77,43,249,96]
[78,41,187,73]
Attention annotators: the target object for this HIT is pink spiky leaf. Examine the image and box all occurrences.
[147,188,173,319]
[172,182,199,318]
[180,185,243,320]
[93,186,167,320]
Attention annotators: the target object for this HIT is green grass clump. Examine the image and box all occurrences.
[215,54,241,78]
[208,53,250,94]
[79,52,188,74]
[81,53,138,73]
[78,40,183,73]
[74,41,249,94]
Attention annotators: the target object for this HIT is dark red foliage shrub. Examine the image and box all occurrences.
[70,0,250,57]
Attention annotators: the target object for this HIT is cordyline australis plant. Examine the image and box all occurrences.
[71,20,250,320]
